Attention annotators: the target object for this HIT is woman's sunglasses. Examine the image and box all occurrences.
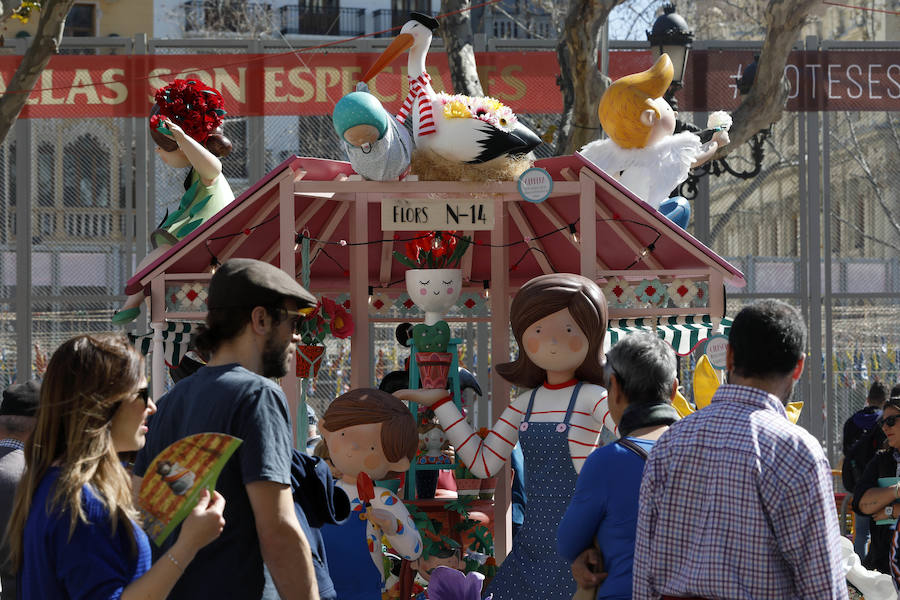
[878,415,900,428]
[136,387,151,408]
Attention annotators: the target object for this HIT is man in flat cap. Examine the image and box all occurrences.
[134,259,319,599]
[0,380,39,599]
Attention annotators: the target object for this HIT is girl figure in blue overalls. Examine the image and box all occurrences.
[398,273,613,600]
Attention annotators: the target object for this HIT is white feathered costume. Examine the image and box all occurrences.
[580,131,702,211]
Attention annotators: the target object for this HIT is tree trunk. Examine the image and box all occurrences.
[0,0,76,145]
[716,0,818,159]
[555,0,623,155]
[439,0,483,96]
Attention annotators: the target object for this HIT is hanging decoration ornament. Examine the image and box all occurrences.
[635,278,667,308]
[601,277,633,309]
[667,278,698,308]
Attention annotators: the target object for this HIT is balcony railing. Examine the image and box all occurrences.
[279,6,365,37]
[184,1,273,33]
[372,9,407,38]
[485,10,554,40]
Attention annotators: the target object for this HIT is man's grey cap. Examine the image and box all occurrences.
[0,380,40,418]
[207,258,316,310]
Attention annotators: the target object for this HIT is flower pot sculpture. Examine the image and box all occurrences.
[296,296,354,378]
[396,231,471,390]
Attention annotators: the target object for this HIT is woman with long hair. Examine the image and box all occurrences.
[7,334,225,598]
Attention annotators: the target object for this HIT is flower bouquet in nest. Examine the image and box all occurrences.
[296,296,354,378]
[395,231,471,389]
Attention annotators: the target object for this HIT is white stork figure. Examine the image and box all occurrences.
[362,12,542,165]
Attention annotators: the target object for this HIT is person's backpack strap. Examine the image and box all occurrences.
[617,437,650,461]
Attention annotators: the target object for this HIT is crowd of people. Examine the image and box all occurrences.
[0,257,884,599]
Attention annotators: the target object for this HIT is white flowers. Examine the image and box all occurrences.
[707,111,733,131]
[436,92,518,131]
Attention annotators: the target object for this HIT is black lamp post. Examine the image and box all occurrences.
[677,53,772,199]
[646,3,694,112]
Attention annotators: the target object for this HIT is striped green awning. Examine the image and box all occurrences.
[605,316,732,356]
[129,322,196,368]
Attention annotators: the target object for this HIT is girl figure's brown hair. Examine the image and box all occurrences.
[7,334,144,569]
[319,388,418,464]
[496,273,609,390]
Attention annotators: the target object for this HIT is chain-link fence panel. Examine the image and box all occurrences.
[0,127,14,385]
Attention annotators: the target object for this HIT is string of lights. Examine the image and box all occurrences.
[200,216,663,283]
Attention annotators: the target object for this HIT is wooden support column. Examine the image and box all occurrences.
[278,177,300,444]
[579,170,597,280]
[350,194,371,389]
[490,197,512,563]
[149,276,166,403]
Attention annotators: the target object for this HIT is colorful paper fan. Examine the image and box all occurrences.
[138,432,241,546]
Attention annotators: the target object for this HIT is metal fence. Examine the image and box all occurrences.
[2,34,898,467]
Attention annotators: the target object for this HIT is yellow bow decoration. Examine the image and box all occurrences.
[673,353,803,424]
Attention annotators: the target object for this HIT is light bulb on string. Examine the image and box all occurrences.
[483,280,490,299]
[568,223,579,244]
[368,286,374,305]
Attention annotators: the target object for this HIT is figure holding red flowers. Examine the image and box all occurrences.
[114,80,237,324]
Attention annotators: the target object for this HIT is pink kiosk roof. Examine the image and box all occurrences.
[128,153,744,298]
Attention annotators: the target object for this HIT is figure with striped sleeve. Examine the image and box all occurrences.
[396,273,614,600]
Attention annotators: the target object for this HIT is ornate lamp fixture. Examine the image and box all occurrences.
[646,2,694,111]
[648,3,773,199]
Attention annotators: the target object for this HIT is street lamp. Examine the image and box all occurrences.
[677,53,772,199]
[646,2,694,111]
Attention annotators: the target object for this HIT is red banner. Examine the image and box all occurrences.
[0,49,897,119]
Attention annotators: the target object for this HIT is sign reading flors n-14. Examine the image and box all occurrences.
[382,199,494,231]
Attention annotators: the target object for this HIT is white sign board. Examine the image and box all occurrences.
[382,198,495,231]
[705,334,729,369]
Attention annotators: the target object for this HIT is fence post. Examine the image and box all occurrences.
[248,38,266,183]
[823,94,836,464]
[133,33,149,334]
[804,35,825,447]
[14,37,32,383]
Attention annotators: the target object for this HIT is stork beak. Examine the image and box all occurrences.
[363,33,415,83]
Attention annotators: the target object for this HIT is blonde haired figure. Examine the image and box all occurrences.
[580,54,731,228]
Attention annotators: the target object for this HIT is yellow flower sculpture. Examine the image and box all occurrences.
[674,354,803,424]
[443,100,472,120]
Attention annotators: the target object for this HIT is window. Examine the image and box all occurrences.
[223,118,247,180]
[37,144,55,207]
[64,4,96,37]
[63,135,109,207]
[391,0,429,29]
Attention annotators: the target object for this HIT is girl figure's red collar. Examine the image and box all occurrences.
[543,379,578,390]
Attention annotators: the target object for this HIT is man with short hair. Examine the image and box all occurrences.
[842,381,888,559]
[134,258,319,599]
[0,380,39,600]
[633,300,847,599]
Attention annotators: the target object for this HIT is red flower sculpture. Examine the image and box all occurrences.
[151,79,226,143]
[394,231,471,269]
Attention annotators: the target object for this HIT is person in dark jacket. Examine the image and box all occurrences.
[853,387,900,574]
[844,381,888,558]
[264,449,350,600]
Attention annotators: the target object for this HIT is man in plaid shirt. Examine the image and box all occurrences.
[633,300,847,599]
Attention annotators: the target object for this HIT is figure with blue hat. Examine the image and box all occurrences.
[333,82,414,181]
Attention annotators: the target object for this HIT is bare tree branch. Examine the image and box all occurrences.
[831,113,900,241]
[0,0,76,145]
[439,0,483,96]
[830,211,900,253]
[715,0,819,160]
[554,0,625,155]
